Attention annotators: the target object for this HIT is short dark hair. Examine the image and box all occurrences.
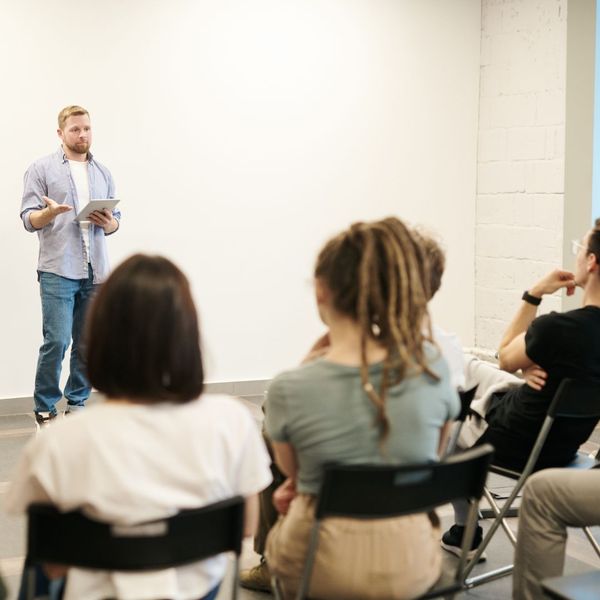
[588,218,600,265]
[85,254,204,403]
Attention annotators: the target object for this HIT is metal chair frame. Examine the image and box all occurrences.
[462,378,600,590]
[442,385,478,458]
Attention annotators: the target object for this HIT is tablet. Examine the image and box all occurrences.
[76,199,120,222]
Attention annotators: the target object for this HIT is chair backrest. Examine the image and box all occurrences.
[457,386,478,422]
[548,378,600,419]
[26,496,245,571]
[315,445,494,520]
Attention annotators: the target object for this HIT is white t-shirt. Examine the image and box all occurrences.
[68,159,91,262]
[5,395,272,600]
[432,325,465,390]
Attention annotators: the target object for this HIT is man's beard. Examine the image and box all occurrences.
[65,141,90,155]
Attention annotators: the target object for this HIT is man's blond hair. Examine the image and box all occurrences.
[58,105,89,130]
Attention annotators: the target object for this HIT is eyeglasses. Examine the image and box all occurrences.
[571,240,586,256]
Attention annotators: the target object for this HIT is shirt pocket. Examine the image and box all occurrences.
[45,176,72,205]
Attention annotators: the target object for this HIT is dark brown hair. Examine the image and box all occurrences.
[587,218,600,264]
[85,254,204,403]
[413,228,445,300]
[315,217,437,441]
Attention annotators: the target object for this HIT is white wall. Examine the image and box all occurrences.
[0,0,480,398]
[475,0,568,350]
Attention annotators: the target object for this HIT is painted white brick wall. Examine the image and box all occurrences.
[475,0,567,351]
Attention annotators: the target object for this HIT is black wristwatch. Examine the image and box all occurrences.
[522,290,542,306]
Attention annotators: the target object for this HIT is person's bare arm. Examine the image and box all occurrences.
[270,442,299,515]
[243,494,259,537]
[28,196,72,229]
[271,441,298,478]
[498,269,575,372]
[437,421,453,457]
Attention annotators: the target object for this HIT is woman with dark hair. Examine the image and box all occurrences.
[263,218,459,599]
[6,254,271,600]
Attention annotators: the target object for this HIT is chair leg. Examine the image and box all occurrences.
[583,526,600,559]
[442,424,463,459]
[25,565,36,600]
[462,483,521,581]
[272,575,284,600]
[482,488,517,546]
[295,521,321,600]
[231,554,240,600]
[480,507,519,519]
[453,501,479,593]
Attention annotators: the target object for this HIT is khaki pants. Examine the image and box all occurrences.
[266,494,442,600]
[513,468,600,600]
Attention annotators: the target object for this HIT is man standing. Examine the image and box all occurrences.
[20,105,120,427]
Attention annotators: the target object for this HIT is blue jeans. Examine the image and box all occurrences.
[18,566,220,600]
[34,267,98,415]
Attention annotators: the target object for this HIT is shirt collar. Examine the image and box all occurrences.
[58,145,94,164]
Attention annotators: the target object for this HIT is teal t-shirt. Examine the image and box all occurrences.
[265,344,459,495]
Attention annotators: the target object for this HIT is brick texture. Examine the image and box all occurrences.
[475,0,567,351]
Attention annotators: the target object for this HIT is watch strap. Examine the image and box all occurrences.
[522,290,542,306]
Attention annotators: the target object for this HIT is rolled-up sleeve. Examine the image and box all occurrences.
[20,164,47,232]
[103,167,121,235]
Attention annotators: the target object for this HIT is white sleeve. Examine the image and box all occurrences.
[3,435,53,514]
[433,326,465,390]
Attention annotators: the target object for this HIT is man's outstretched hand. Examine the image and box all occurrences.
[42,195,72,217]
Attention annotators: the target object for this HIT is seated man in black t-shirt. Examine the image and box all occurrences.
[442,219,600,559]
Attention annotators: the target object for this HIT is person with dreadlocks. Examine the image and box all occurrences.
[261,217,459,600]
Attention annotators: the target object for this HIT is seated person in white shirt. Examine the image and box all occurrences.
[414,229,465,390]
[5,254,272,600]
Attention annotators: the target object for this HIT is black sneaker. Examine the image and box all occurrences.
[441,524,487,562]
[35,412,57,431]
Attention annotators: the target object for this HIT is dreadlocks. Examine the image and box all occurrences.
[315,217,438,442]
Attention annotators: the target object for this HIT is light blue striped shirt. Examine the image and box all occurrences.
[20,147,121,283]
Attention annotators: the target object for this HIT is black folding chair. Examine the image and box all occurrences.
[24,496,245,600]
[462,378,600,589]
[272,445,494,600]
[442,385,478,458]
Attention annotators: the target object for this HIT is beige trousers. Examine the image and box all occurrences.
[513,468,600,600]
[265,494,442,600]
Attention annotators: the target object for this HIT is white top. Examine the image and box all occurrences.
[5,395,272,600]
[68,159,90,261]
[432,324,465,390]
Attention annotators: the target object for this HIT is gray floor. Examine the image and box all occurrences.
[1,400,600,600]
